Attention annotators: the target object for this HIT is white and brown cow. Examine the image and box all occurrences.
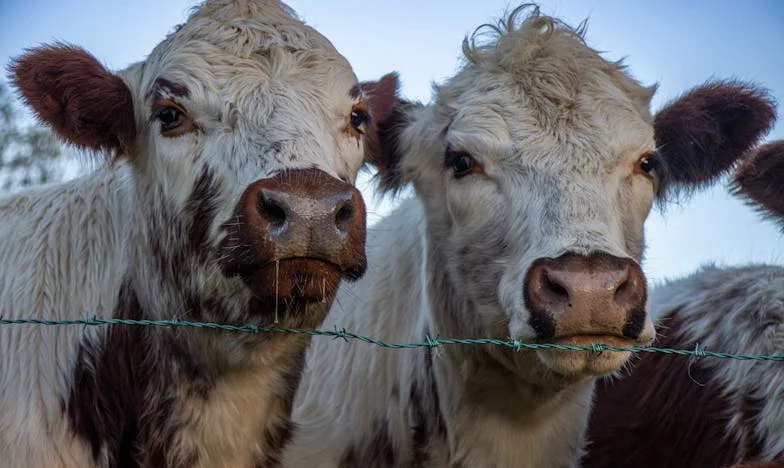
[0,1,398,467]
[583,140,784,468]
[281,5,776,468]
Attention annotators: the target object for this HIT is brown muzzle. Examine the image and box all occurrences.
[523,252,648,343]
[217,167,366,302]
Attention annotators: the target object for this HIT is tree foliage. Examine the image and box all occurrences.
[0,82,64,191]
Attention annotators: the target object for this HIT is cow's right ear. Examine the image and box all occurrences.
[10,43,136,159]
[653,81,776,196]
[358,72,415,194]
[732,140,784,222]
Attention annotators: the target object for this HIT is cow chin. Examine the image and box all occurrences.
[243,258,344,304]
[536,335,636,378]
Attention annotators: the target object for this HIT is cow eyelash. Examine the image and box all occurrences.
[444,146,479,179]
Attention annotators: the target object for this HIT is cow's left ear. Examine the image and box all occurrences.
[732,140,784,222]
[357,72,409,193]
[653,81,776,194]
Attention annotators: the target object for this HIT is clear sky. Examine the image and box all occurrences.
[0,0,782,284]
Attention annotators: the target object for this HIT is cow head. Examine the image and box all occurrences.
[10,0,399,324]
[368,6,775,384]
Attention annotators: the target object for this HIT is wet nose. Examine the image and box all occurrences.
[243,168,365,271]
[257,184,357,244]
[523,252,648,340]
[219,167,367,281]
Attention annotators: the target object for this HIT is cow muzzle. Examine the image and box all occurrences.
[218,167,367,303]
[523,251,654,376]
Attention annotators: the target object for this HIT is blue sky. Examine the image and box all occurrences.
[1,0,782,284]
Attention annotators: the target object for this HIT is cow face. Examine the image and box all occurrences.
[370,7,774,384]
[10,1,399,316]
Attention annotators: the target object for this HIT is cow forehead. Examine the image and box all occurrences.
[440,86,656,175]
[426,9,658,173]
[138,0,357,108]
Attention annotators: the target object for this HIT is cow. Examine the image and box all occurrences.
[280,5,776,468]
[0,1,399,467]
[583,140,784,468]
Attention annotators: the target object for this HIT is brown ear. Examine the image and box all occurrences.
[654,81,776,194]
[10,43,136,158]
[731,140,784,222]
[358,72,412,193]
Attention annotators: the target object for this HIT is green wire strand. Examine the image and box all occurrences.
[1,317,782,361]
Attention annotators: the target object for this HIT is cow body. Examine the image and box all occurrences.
[283,5,775,468]
[0,168,130,467]
[287,199,597,467]
[584,141,784,468]
[0,1,398,466]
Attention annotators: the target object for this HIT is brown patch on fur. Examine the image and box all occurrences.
[732,140,784,221]
[583,312,761,468]
[66,283,318,467]
[409,343,447,468]
[338,419,396,468]
[10,43,136,158]
[66,281,186,467]
[653,81,776,195]
[255,335,311,468]
[149,77,190,99]
[356,72,412,193]
[258,419,295,468]
[217,167,367,302]
[187,166,219,256]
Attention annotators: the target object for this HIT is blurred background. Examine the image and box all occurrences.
[0,0,782,284]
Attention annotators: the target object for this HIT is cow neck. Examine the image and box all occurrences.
[123,177,257,369]
[420,221,595,466]
[87,180,315,466]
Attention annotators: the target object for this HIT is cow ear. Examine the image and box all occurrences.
[10,43,136,161]
[653,81,776,195]
[358,72,412,194]
[731,140,784,222]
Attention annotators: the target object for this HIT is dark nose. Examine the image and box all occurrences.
[523,252,648,340]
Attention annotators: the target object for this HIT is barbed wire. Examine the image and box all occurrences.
[1,316,782,361]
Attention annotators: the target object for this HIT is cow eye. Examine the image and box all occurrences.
[444,147,477,179]
[157,106,184,131]
[636,152,659,177]
[350,109,370,132]
[639,157,654,173]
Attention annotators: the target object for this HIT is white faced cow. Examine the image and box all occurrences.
[281,5,776,468]
[0,1,398,467]
[584,140,784,468]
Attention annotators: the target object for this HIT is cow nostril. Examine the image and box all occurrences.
[614,276,631,301]
[335,201,354,234]
[258,193,287,229]
[544,272,570,305]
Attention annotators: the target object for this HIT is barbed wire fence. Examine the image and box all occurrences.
[1,316,782,361]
